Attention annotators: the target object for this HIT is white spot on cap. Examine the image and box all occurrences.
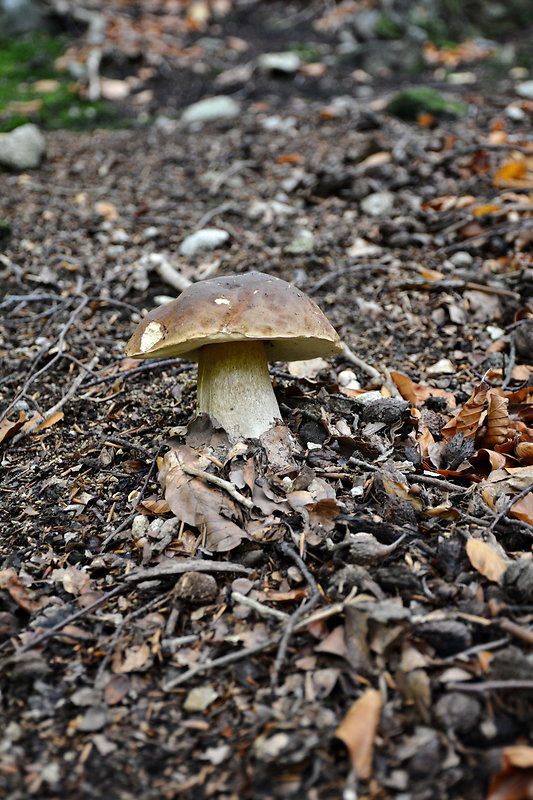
[214,297,230,305]
[140,321,164,352]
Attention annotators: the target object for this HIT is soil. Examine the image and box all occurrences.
[1,3,532,800]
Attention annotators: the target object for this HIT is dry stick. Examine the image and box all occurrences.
[488,483,533,531]
[180,464,254,510]
[434,142,533,164]
[163,601,346,691]
[435,219,533,256]
[13,584,126,655]
[271,542,322,689]
[407,473,468,494]
[398,277,519,299]
[81,359,189,389]
[2,294,91,420]
[306,263,391,295]
[95,590,171,683]
[126,560,253,583]
[11,356,98,444]
[231,591,290,622]
[448,680,533,693]
[499,619,533,647]
[341,342,382,381]
[100,444,165,549]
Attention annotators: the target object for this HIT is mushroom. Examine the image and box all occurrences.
[125,271,342,441]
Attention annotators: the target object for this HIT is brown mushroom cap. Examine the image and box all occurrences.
[125,271,342,362]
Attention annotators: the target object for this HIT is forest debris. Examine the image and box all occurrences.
[465,538,508,584]
[334,688,383,780]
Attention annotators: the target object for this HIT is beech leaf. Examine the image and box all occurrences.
[466,538,508,584]
[334,688,383,779]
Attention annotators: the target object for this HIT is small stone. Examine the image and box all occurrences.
[283,229,315,254]
[516,80,533,100]
[427,358,455,375]
[257,52,301,74]
[182,95,240,125]
[175,571,218,604]
[360,191,394,216]
[183,685,218,712]
[0,123,46,170]
[77,705,108,732]
[433,691,481,734]
[449,250,473,267]
[131,514,149,539]
[179,228,229,256]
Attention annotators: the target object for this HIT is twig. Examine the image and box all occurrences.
[341,342,382,381]
[407,473,468,494]
[100,444,165,549]
[125,559,253,583]
[231,591,290,621]
[271,542,322,688]
[499,620,533,646]
[95,590,171,683]
[195,202,239,230]
[13,585,126,655]
[434,142,533,164]
[306,264,391,295]
[149,253,192,292]
[435,219,533,256]
[447,680,533,693]
[180,464,254,510]
[11,356,98,444]
[163,601,346,690]
[81,359,190,389]
[488,484,533,531]
[101,436,154,458]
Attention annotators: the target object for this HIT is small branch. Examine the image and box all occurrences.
[447,680,533,693]
[488,484,533,531]
[181,464,254,510]
[11,357,98,444]
[125,559,253,583]
[407,473,468,494]
[340,342,382,381]
[231,591,290,621]
[499,620,533,646]
[149,253,192,293]
[13,585,126,655]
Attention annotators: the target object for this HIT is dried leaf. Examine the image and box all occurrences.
[34,411,64,432]
[0,568,43,613]
[112,643,151,674]
[390,371,455,408]
[442,383,489,440]
[466,538,507,583]
[159,445,247,552]
[493,159,533,189]
[515,442,533,465]
[51,565,92,596]
[483,392,510,448]
[510,492,533,525]
[487,746,533,800]
[334,688,383,779]
[0,411,27,443]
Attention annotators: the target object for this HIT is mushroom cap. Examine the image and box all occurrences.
[125,271,342,362]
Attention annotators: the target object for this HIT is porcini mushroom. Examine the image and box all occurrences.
[125,272,342,441]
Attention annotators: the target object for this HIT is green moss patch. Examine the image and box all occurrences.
[0,33,131,132]
[387,87,466,120]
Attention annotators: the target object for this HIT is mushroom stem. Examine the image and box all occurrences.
[197,340,281,441]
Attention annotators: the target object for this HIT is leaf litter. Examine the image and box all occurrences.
[0,3,533,798]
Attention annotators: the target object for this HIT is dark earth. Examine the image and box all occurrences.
[1,2,532,799]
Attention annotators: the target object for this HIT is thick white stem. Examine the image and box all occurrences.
[197,341,281,441]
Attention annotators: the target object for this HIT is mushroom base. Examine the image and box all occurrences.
[197,340,281,441]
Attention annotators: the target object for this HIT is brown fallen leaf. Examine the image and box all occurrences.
[442,383,489,440]
[159,445,248,552]
[334,688,383,780]
[0,568,45,613]
[112,643,152,674]
[510,492,533,526]
[0,411,27,443]
[466,538,508,584]
[487,745,533,800]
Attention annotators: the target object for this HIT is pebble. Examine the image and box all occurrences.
[516,80,533,100]
[183,685,219,712]
[360,191,395,216]
[175,571,218,603]
[283,229,315,254]
[131,514,149,539]
[0,123,46,170]
[257,52,301,74]
[179,227,229,256]
[181,95,241,125]
[449,250,473,267]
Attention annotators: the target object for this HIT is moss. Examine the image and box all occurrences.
[0,33,132,132]
[288,43,323,63]
[375,16,403,40]
[387,87,466,120]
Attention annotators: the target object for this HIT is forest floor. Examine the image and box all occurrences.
[0,2,532,799]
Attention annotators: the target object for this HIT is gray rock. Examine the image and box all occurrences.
[182,95,240,125]
[360,191,394,216]
[179,227,229,256]
[257,52,301,74]
[283,229,315,254]
[450,250,473,267]
[0,124,46,170]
